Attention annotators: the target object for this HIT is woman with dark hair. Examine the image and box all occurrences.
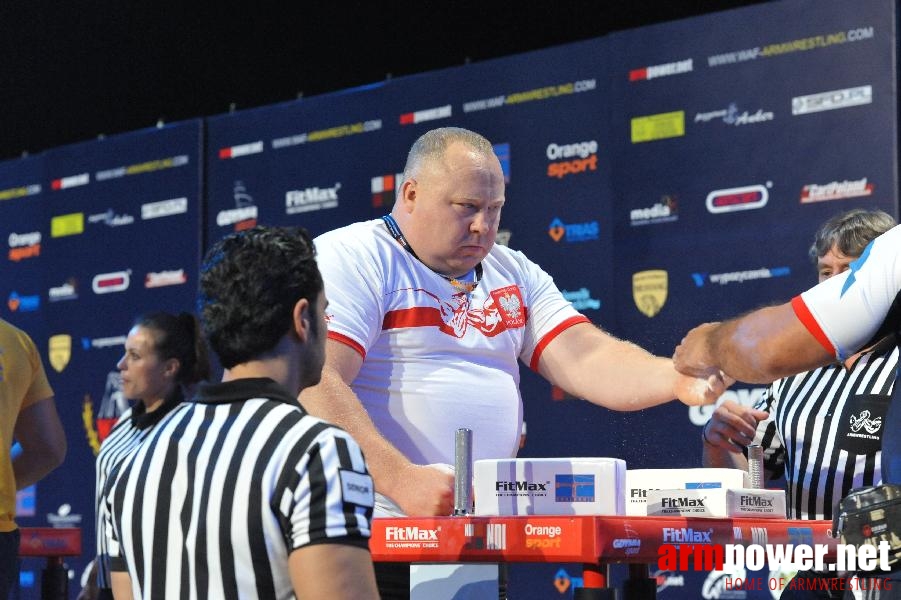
[84,312,210,600]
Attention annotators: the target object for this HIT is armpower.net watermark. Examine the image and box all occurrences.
[659,542,895,593]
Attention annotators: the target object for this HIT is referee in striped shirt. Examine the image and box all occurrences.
[104,226,379,599]
[702,208,897,599]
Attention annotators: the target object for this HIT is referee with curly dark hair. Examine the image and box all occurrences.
[104,226,379,599]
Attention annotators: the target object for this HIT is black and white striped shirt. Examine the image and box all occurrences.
[94,391,183,589]
[106,378,374,599]
[753,337,897,520]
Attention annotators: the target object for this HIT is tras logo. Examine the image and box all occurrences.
[548,218,599,243]
[7,291,39,313]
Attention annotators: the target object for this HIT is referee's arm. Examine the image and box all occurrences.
[110,572,133,600]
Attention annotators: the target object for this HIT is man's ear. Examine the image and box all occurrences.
[292,297,310,342]
[400,178,417,212]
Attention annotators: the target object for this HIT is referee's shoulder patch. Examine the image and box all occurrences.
[339,469,374,508]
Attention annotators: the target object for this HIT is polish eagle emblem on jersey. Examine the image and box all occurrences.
[490,285,526,329]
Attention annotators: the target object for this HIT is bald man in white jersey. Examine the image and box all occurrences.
[302,126,726,598]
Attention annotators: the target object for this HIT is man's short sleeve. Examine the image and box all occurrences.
[19,330,54,410]
[314,229,384,358]
[794,225,901,360]
[282,425,374,552]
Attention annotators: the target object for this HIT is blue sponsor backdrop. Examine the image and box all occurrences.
[1,121,204,596]
[0,0,896,597]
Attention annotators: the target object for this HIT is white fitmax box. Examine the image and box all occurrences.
[626,468,748,516]
[473,458,626,516]
[645,488,787,519]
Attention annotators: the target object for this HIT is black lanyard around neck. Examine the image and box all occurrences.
[382,214,482,294]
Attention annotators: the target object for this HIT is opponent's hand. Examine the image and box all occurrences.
[673,322,721,378]
[395,463,456,517]
[674,370,733,406]
[702,399,769,451]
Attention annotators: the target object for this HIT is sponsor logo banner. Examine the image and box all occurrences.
[92,271,131,294]
[7,291,39,312]
[371,172,403,209]
[694,102,774,126]
[548,218,599,243]
[285,183,340,214]
[145,270,187,288]
[706,184,769,214]
[792,85,872,115]
[801,178,873,203]
[633,270,668,317]
[631,111,685,143]
[630,196,678,226]
[692,267,791,287]
[561,288,601,311]
[50,213,85,238]
[8,231,41,261]
[399,104,452,125]
[216,206,258,229]
[95,154,189,181]
[88,209,135,227]
[546,140,598,179]
[48,279,78,302]
[48,335,72,373]
[629,58,693,81]
[463,79,596,113]
[0,183,41,202]
[272,119,382,149]
[708,27,875,68]
[51,173,89,190]
[218,141,264,159]
[141,197,188,220]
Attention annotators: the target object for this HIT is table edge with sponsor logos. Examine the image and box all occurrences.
[368,515,834,599]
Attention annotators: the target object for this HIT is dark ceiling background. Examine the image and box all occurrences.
[0,1,768,161]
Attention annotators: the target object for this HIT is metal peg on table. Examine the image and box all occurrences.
[453,428,473,515]
[747,444,764,489]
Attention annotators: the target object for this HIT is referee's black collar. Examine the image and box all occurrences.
[192,378,301,409]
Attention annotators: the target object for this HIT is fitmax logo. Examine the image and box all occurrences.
[385,526,438,541]
[496,481,548,492]
[662,497,706,508]
[662,528,713,543]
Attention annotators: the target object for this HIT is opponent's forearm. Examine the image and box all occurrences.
[708,304,833,383]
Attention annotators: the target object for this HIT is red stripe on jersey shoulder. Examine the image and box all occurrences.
[529,315,592,372]
[790,296,837,357]
[327,331,366,359]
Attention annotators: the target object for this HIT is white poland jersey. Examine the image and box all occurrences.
[314,219,587,469]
